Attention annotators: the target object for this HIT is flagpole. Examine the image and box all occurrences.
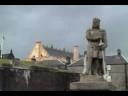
[1,32,4,58]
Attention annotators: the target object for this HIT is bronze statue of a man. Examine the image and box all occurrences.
[85,18,107,76]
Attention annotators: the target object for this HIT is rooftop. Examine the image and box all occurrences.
[68,55,127,67]
[44,46,73,58]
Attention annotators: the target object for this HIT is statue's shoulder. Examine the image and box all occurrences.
[100,29,106,32]
[86,29,92,32]
[100,29,106,36]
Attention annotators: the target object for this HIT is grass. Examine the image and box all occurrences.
[20,60,51,67]
[20,60,33,65]
[20,60,74,73]
[20,60,55,67]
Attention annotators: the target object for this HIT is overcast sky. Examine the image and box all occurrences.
[0,5,128,60]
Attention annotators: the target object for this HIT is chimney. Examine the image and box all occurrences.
[51,45,53,49]
[35,41,42,58]
[117,49,121,56]
[27,40,49,61]
[73,45,79,61]
[63,48,66,52]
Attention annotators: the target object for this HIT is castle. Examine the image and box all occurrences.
[26,41,82,64]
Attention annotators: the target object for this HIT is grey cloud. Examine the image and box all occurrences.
[0,5,127,59]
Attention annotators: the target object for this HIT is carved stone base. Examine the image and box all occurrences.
[70,74,116,91]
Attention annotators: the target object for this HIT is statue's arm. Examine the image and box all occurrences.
[86,29,92,41]
[102,30,107,49]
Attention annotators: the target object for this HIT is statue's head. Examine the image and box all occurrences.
[92,17,100,29]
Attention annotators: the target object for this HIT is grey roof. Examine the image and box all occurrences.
[2,50,15,59]
[2,53,15,59]
[2,54,10,58]
[69,55,127,67]
[105,55,127,65]
[44,46,73,58]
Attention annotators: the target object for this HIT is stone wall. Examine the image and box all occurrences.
[110,64,127,90]
[0,64,80,91]
[68,64,128,90]
[1,63,127,91]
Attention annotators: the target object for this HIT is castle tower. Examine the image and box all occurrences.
[73,45,80,62]
[26,41,49,61]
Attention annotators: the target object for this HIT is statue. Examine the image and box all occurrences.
[70,18,115,90]
[84,18,107,76]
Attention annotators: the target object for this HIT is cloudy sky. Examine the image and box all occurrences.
[0,5,128,60]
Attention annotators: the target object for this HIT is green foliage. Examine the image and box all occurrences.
[20,60,33,64]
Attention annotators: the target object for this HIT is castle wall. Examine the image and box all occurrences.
[0,64,80,91]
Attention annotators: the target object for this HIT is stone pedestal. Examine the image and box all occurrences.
[70,74,115,91]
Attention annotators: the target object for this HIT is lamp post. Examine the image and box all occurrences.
[106,65,112,82]
[121,54,128,90]
[124,62,128,89]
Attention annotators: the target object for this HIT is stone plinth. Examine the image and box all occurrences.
[70,74,115,91]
